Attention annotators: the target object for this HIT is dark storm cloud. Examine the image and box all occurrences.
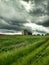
[37,19,49,27]
[23,0,29,2]
[0,0,49,34]
[0,16,27,25]
[0,16,25,32]
[47,1,49,15]
[0,0,30,23]
[0,0,30,33]
[34,0,44,4]
[29,0,49,16]
[30,8,45,16]
[0,18,25,31]
[28,0,49,30]
[0,25,22,31]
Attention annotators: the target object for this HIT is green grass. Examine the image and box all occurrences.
[0,35,49,65]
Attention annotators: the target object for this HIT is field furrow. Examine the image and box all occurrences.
[11,40,49,65]
[0,39,46,65]
[31,46,49,65]
[0,35,49,65]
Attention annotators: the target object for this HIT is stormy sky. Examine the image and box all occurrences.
[0,0,49,34]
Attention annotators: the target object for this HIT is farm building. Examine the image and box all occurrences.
[23,29,32,35]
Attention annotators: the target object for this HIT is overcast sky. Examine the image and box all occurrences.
[0,0,49,34]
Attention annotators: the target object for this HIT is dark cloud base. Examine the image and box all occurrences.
[37,19,49,27]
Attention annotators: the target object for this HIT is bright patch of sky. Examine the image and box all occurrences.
[20,0,32,12]
[24,19,49,33]
[0,32,22,35]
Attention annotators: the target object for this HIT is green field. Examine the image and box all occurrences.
[0,35,49,65]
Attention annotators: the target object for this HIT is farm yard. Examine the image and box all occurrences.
[0,35,49,65]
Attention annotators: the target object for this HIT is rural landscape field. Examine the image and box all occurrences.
[0,35,49,65]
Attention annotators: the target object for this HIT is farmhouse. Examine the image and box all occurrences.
[23,29,32,35]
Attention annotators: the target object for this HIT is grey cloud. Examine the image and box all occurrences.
[0,0,29,23]
[0,0,29,32]
[37,19,49,27]
[30,8,45,16]
[23,0,29,2]
[0,0,49,34]
[0,24,24,32]
[0,29,17,33]
[29,0,49,16]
